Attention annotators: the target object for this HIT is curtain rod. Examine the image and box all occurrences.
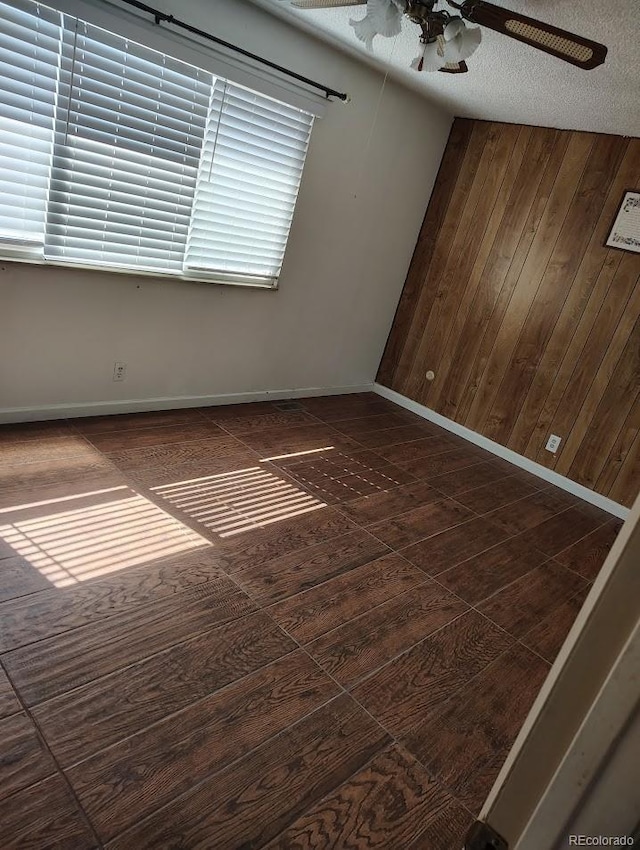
[112,0,349,101]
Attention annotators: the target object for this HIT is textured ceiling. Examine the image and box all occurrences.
[250,0,640,136]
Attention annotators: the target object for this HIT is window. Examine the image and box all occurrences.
[0,0,314,287]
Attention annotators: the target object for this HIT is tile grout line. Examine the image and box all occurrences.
[327,490,590,658]
[0,411,613,581]
[0,656,105,850]
[267,571,445,650]
[462,553,589,611]
[213,410,352,456]
[333,477,613,591]
[363,513,502,560]
[270,462,420,504]
[260,545,425,612]
[515,583,595,665]
[402,534,589,669]
[257,744,451,850]
[204,413,401,514]
[424,572,553,668]
[248,496,535,713]
[178,526,478,821]
[307,606,475,693]
[296,539,555,808]
[20,540,435,838]
[424,548,592,651]
[58,643,304,771]
[92,686,353,847]
[81,408,438,515]
[273,457,564,805]
[343,639,526,820]
[3,405,626,532]
[0,575,248,656]
[314,472,544,534]
[5,605,273,711]
[259,601,480,822]
[225,524,388,580]
[268,603,485,823]
[323,463,586,546]
[211,405,462,471]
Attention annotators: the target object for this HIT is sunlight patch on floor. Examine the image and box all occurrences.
[0,486,210,587]
[259,445,336,462]
[152,466,326,537]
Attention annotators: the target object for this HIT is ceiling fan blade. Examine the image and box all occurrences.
[458,1,607,69]
[291,0,366,8]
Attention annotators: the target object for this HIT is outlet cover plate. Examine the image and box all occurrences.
[546,434,562,454]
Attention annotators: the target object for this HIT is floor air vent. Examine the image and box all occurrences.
[275,400,305,411]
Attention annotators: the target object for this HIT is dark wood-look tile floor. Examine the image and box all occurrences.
[0,393,622,848]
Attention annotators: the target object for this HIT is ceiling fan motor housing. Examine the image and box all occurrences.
[404,0,440,25]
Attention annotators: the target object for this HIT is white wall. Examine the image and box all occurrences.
[0,0,451,418]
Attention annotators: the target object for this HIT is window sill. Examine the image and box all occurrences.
[0,253,279,291]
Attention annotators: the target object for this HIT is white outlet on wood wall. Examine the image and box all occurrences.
[546,434,562,454]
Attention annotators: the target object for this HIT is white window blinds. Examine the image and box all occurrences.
[0,0,314,287]
[0,0,62,252]
[186,82,313,286]
[46,20,212,272]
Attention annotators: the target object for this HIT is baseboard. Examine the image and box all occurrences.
[0,383,375,424]
[373,383,629,521]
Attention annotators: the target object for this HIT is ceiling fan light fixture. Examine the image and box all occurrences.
[443,17,465,40]
[442,18,482,62]
[350,0,403,50]
[412,35,448,72]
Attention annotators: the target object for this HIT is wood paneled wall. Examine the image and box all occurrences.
[378,119,640,508]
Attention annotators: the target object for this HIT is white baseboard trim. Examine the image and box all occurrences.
[0,383,375,424]
[374,383,629,521]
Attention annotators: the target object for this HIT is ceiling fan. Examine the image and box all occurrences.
[287,0,607,75]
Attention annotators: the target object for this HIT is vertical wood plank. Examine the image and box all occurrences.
[405,123,523,401]
[454,130,572,425]
[486,135,627,446]
[609,429,640,506]
[567,315,640,487]
[437,127,561,421]
[596,392,640,495]
[466,131,595,433]
[539,256,640,472]
[527,250,623,461]
[377,118,472,387]
[520,138,636,458]
[554,269,640,478]
[425,125,532,411]
[394,121,494,394]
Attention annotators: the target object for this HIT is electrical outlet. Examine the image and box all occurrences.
[113,362,127,382]
[545,434,562,454]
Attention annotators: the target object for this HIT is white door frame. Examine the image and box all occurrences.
[471,492,640,848]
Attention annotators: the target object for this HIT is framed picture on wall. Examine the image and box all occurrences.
[605,190,640,253]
